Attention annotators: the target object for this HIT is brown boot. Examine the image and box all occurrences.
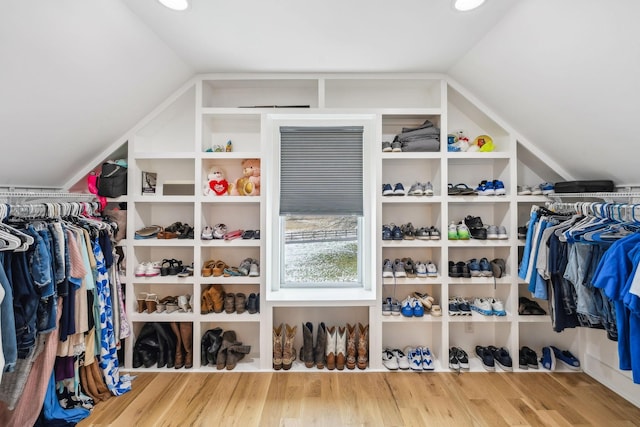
[201,289,213,314]
[170,322,184,369]
[79,365,99,401]
[325,326,336,370]
[207,284,225,313]
[89,360,112,401]
[282,324,297,370]
[346,323,357,370]
[273,323,284,370]
[180,322,193,369]
[357,323,369,370]
[302,322,315,368]
[336,326,346,371]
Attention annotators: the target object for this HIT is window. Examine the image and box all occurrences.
[279,125,364,288]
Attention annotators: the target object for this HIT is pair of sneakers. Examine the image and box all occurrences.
[382,183,406,196]
[448,222,470,240]
[135,261,162,277]
[401,296,424,317]
[540,346,580,371]
[449,347,470,370]
[475,345,512,371]
[382,297,401,316]
[407,182,434,196]
[238,258,260,277]
[448,297,472,316]
[471,297,506,316]
[476,179,506,196]
[467,258,493,277]
[415,261,438,278]
[517,182,555,196]
[406,346,435,371]
[382,348,410,370]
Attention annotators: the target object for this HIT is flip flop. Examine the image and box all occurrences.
[454,183,477,195]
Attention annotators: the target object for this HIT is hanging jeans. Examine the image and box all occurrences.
[0,254,17,372]
[4,252,39,358]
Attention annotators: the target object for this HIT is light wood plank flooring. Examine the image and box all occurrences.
[77,372,640,426]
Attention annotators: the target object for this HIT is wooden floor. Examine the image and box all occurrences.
[77,372,640,427]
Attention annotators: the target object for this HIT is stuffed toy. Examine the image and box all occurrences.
[231,159,261,196]
[203,166,229,196]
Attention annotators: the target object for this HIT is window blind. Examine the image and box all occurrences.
[280,126,363,216]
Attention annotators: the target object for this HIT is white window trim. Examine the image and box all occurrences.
[265,114,377,302]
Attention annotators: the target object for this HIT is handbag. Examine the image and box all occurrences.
[97,162,128,198]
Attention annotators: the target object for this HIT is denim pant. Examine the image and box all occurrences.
[5,251,39,358]
[0,253,17,371]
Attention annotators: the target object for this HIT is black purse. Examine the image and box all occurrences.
[97,162,128,198]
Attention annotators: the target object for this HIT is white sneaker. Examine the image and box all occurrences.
[489,297,506,316]
[393,348,410,370]
[249,260,260,277]
[416,262,428,278]
[426,262,438,277]
[420,347,435,371]
[135,262,149,277]
[382,349,399,370]
[144,261,162,277]
[406,346,422,371]
[472,297,493,316]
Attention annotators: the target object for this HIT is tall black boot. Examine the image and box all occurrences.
[314,322,326,369]
[302,322,314,368]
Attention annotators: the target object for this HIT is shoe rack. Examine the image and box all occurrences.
[104,74,576,373]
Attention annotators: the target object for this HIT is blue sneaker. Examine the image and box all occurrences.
[382,224,392,240]
[540,346,556,370]
[479,257,492,277]
[382,298,392,316]
[475,346,495,371]
[551,346,580,370]
[407,346,422,371]
[476,180,495,196]
[540,182,555,195]
[393,183,406,196]
[401,296,414,317]
[448,298,460,316]
[391,225,403,240]
[382,183,394,196]
[412,298,424,317]
[420,347,435,371]
[468,259,481,277]
[493,179,506,195]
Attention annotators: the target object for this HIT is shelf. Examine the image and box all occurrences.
[382,277,442,285]
[132,275,195,284]
[382,315,442,323]
[132,239,196,247]
[130,312,196,322]
[201,151,262,159]
[449,313,513,322]
[447,240,511,247]
[517,195,550,203]
[448,196,510,203]
[133,151,195,159]
[201,195,262,204]
[200,312,262,322]
[447,276,514,285]
[381,196,442,204]
[517,316,551,323]
[200,239,261,247]
[447,152,511,159]
[381,240,442,248]
[200,276,261,285]
[133,196,196,203]
[381,152,441,160]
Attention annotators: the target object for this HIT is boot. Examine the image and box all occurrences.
[302,322,315,368]
[283,324,297,370]
[217,330,238,370]
[314,322,326,369]
[79,365,99,401]
[336,326,346,371]
[226,342,251,370]
[346,323,357,370]
[201,290,212,314]
[273,323,284,370]
[325,326,336,370]
[133,323,158,368]
[180,322,193,369]
[171,322,184,369]
[153,323,176,369]
[88,359,112,401]
[206,284,225,313]
[201,327,223,366]
[357,323,369,370]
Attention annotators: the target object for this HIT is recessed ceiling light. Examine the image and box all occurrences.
[158,0,189,11]
[454,0,485,12]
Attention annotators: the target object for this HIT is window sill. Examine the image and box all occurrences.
[266,287,376,303]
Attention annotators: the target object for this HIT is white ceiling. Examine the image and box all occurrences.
[1,0,639,189]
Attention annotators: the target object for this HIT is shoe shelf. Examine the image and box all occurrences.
[447,197,510,204]
[200,312,261,322]
[130,312,196,322]
[448,313,513,323]
[200,239,261,247]
[447,240,512,247]
[447,276,514,285]
[381,196,443,204]
[200,196,262,204]
[517,315,551,324]
[201,277,261,285]
[382,277,442,285]
[381,152,441,160]
[382,315,442,323]
[446,152,512,160]
[132,239,196,247]
[381,240,441,248]
[132,276,195,284]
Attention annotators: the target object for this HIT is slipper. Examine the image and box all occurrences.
[518,297,547,315]
[201,259,217,277]
[212,261,228,277]
[135,225,162,239]
[242,230,255,239]
[224,229,244,240]
[454,183,477,195]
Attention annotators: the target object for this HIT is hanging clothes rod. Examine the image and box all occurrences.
[0,191,96,202]
[546,201,640,222]
[548,192,640,203]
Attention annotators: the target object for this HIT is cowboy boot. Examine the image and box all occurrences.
[273,323,284,370]
[346,323,357,370]
[336,326,346,371]
[180,322,193,369]
[325,326,336,370]
[170,322,184,369]
[314,322,326,369]
[357,323,369,370]
[302,322,315,368]
[283,324,297,370]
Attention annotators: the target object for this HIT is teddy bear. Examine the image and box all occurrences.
[230,158,260,196]
[203,166,229,196]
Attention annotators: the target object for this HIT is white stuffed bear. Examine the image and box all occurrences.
[203,166,229,196]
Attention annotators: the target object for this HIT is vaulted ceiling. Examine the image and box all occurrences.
[1,0,638,189]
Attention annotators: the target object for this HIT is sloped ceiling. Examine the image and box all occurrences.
[449,0,640,187]
[1,0,638,189]
[0,0,192,189]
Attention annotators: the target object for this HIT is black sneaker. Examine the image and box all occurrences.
[464,215,484,229]
[449,348,460,370]
[520,346,539,369]
[517,225,527,239]
[489,346,513,371]
[475,346,495,371]
[455,347,470,369]
[470,227,487,240]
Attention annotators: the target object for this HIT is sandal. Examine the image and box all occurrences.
[413,291,435,310]
[212,260,228,277]
[160,259,172,276]
[135,225,162,239]
[201,259,217,277]
[453,183,477,195]
[169,259,182,275]
[178,225,194,239]
[145,293,158,313]
[242,230,255,239]
[223,267,242,277]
